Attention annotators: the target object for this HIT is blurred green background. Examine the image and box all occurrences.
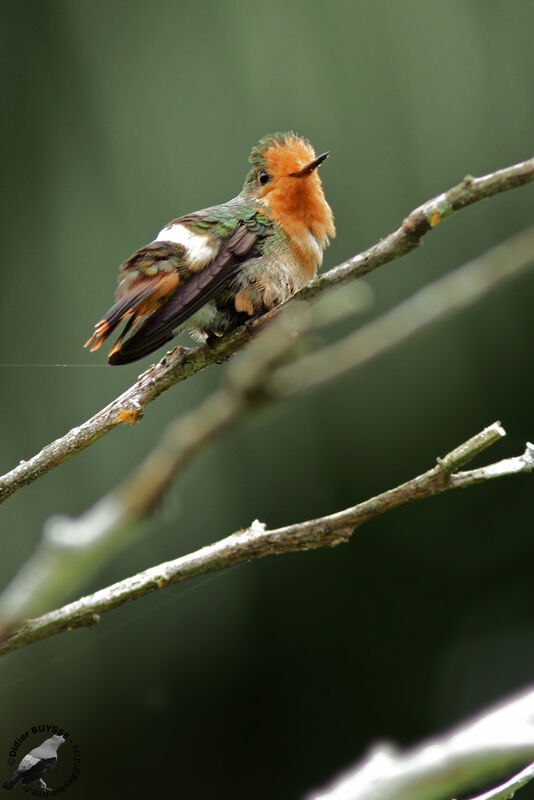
[1,1,534,797]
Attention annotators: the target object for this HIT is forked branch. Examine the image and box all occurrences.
[1,422,532,656]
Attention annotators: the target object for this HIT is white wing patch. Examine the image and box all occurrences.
[19,754,39,772]
[155,223,218,271]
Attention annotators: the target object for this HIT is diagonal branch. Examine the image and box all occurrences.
[0,155,532,505]
[304,155,534,293]
[463,761,534,800]
[1,217,534,651]
[1,423,532,656]
[308,688,534,800]
[274,225,534,395]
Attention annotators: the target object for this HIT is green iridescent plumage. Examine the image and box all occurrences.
[181,201,272,240]
[248,132,299,168]
[85,131,333,365]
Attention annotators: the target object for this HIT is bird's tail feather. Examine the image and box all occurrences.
[3,771,21,789]
[84,274,180,353]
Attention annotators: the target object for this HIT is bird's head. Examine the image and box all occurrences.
[242,133,335,267]
[49,735,65,748]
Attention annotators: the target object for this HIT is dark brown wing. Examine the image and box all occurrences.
[108,223,259,365]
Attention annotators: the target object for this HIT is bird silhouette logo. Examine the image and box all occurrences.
[3,734,64,792]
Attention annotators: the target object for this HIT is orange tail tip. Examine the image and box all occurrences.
[85,273,182,358]
[84,333,104,352]
[104,312,138,359]
[108,338,123,358]
[84,320,110,351]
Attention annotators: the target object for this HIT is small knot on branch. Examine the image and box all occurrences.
[401,211,430,240]
[113,405,143,426]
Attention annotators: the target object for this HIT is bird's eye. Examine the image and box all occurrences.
[258,170,271,185]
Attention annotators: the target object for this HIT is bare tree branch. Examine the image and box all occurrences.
[0,155,532,505]
[309,688,534,800]
[305,155,534,293]
[1,422,532,656]
[2,209,534,651]
[463,760,534,800]
[274,225,534,395]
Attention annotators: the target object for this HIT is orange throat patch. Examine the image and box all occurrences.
[259,136,335,277]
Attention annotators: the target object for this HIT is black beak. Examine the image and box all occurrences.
[289,151,330,178]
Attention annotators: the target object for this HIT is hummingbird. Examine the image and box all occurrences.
[85,132,335,365]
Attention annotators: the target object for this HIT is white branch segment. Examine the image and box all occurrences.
[464,760,534,800]
[310,689,534,800]
[450,442,534,487]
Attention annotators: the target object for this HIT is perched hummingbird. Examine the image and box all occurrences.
[85,132,335,365]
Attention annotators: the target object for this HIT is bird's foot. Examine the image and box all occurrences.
[204,331,232,364]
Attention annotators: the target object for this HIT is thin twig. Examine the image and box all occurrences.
[309,688,534,800]
[305,155,534,292]
[273,226,534,395]
[0,155,532,505]
[1,423,533,656]
[462,760,534,800]
[2,219,534,646]
[0,297,351,633]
